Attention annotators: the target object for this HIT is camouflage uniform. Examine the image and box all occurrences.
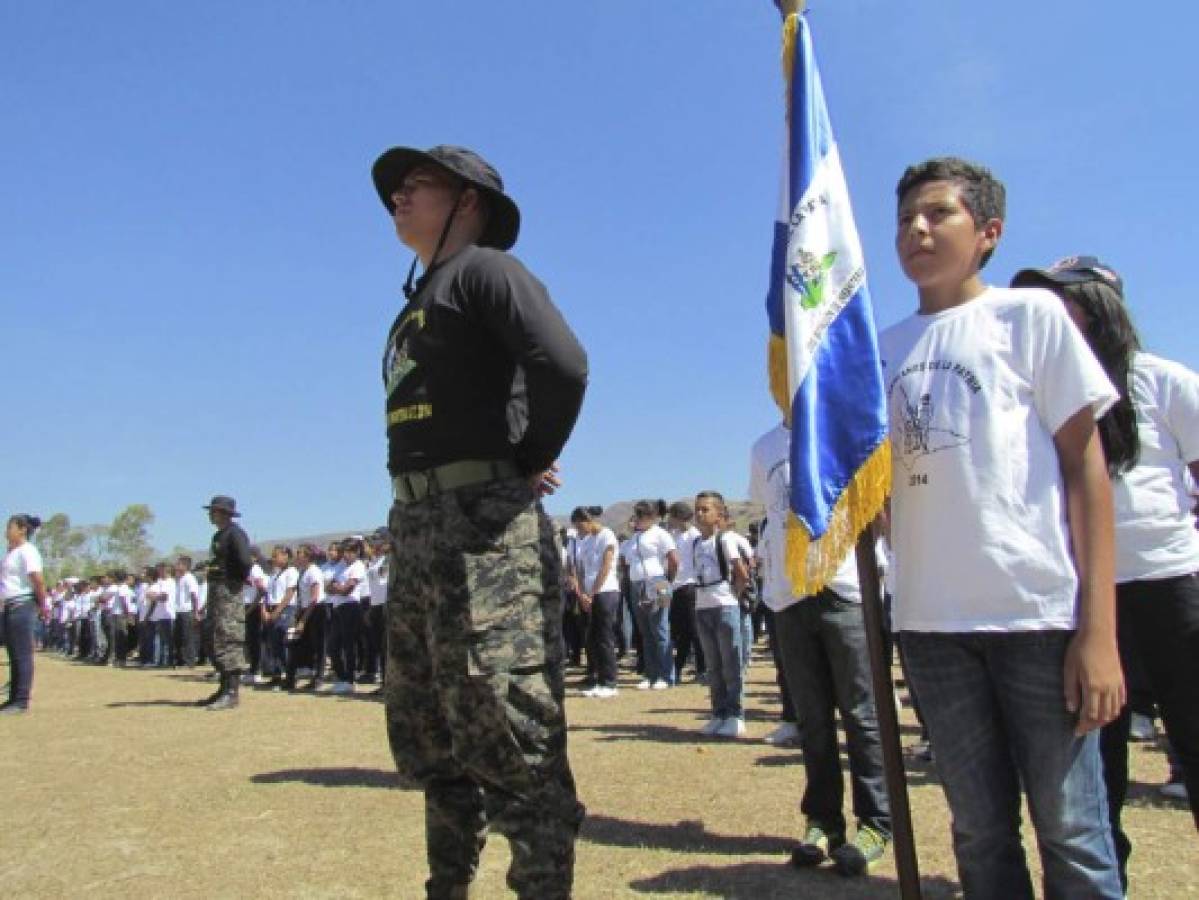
[385,476,584,900]
[205,579,246,674]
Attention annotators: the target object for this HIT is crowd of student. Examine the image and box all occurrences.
[5,154,1199,896]
[37,531,392,695]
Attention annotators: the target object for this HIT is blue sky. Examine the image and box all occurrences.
[4,1,1195,552]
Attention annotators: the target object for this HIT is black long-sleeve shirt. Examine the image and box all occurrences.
[382,245,588,476]
[209,523,252,585]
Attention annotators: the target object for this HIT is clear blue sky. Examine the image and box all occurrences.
[4,1,1195,553]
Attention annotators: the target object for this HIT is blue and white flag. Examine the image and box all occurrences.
[765,11,890,594]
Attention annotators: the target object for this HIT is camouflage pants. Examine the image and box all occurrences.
[385,476,584,900]
[206,580,246,674]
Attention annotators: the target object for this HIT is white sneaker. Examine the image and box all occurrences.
[1160,780,1189,801]
[763,722,801,746]
[594,686,618,699]
[651,680,670,690]
[581,686,602,698]
[240,672,255,685]
[1129,712,1157,742]
[716,717,746,738]
[332,681,353,694]
[636,679,652,690]
[700,717,725,735]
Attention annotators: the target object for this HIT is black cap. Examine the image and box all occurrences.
[1011,255,1123,296]
[371,145,521,251]
[203,495,241,518]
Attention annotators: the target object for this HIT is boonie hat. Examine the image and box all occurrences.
[371,144,521,250]
[1011,255,1123,296]
[203,495,241,518]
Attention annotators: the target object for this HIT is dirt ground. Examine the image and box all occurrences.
[2,647,1195,899]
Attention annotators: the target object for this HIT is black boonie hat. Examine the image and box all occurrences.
[371,145,521,251]
[203,495,241,518]
[1011,255,1123,296]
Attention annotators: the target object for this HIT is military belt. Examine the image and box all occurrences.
[391,459,521,505]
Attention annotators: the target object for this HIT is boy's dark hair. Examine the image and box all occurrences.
[668,500,693,521]
[896,157,1006,268]
[177,555,193,567]
[632,499,667,521]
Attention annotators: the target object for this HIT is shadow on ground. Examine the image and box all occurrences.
[106,699,202,709]
[582,814,793,856]
[627,861,962,898]
[250,766,405,789]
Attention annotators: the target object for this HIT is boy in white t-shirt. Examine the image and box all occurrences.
[881,157,1123,898]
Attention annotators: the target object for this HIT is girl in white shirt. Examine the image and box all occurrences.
[290,545,327,691]
[2,514,48,713]
[571,506,621,697]
[1014,259,1199,882]
[619,500,679,690]
[327,538,366,693]
[362,530,390,687]
[667,501,704,684]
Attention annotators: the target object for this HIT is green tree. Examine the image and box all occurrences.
[108,504,156,571]
[33,513,88,580]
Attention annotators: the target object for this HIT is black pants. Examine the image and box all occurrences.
[763,606,795,723]
[585,591,621,687]
[562,594,588,667]
[669,584,704,679]
[174,614,198,666]
[364,604,386,678]
[244,603,262,674]
[3,601,36,708]
[329,602,361,683]
[1100,574,1199,889]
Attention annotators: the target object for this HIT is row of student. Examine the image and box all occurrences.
[562,497,762,739]
[36,532,391,696]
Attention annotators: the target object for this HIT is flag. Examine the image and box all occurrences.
[765,11,890,594]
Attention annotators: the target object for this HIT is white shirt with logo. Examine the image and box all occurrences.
[880,286,1117,632]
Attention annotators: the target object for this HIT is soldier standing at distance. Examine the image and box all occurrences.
[371,144,589,900]
[200,495,252,711]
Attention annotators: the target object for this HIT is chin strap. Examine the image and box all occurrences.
[402,192,464,300]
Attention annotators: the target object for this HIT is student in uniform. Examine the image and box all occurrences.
[1012,256,1199,887]
[883,157,1122,897]
[666,501,703,684]
[691,492,750,738]
[571,506,621,698]
[289,544,325,691]
[1,514,48,713]
[620,500,679,690]
[327,538,365,694]
[262,545,298,690]
[174,556,201,667]
[242,548,268,683]
[148,562,177,668]
[362,529,390,687]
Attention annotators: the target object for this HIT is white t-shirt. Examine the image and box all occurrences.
[693,531,743,610]
[320,561,343,604]
[332,560,366,607]
[620,525,676,582]
[1,542,43,601]
[749,423,864,608]
[242,564,267,606]
[671,526,700,587]
[175,572,200,613]
[196,580,207,613]
[135,583,148,620]
[298,564,324,609]
[113,585,134,617]
[149,577,177,622]
[1113,352,1199,582]
[580,527,620,594]
[880,286,1117,632]
[367,557,388,607]
[267,566,299,608]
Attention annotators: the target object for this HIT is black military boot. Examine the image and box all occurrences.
[195,673,226,707]
[207,672,240,711]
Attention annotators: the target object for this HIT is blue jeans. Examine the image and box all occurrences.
[901,630,1122,900]
[632,584,673,684]
[3,600,36,707]
[775,591,890,837]
[262,606,295,677]
[694,606,743,720]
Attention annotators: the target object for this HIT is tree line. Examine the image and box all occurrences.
[31,504,190,583]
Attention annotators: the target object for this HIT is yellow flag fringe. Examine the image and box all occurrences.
[785,437,891,596]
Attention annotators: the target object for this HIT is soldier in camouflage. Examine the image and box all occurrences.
[200,495,251,711]
[372,144,589,899]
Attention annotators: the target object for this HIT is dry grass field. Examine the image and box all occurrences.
[1,646,1195,899]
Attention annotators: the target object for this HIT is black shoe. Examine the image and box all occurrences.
[207,674,240,711]
[0,703,29,716]
[195,681,226,707]
[790,823,845,868]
